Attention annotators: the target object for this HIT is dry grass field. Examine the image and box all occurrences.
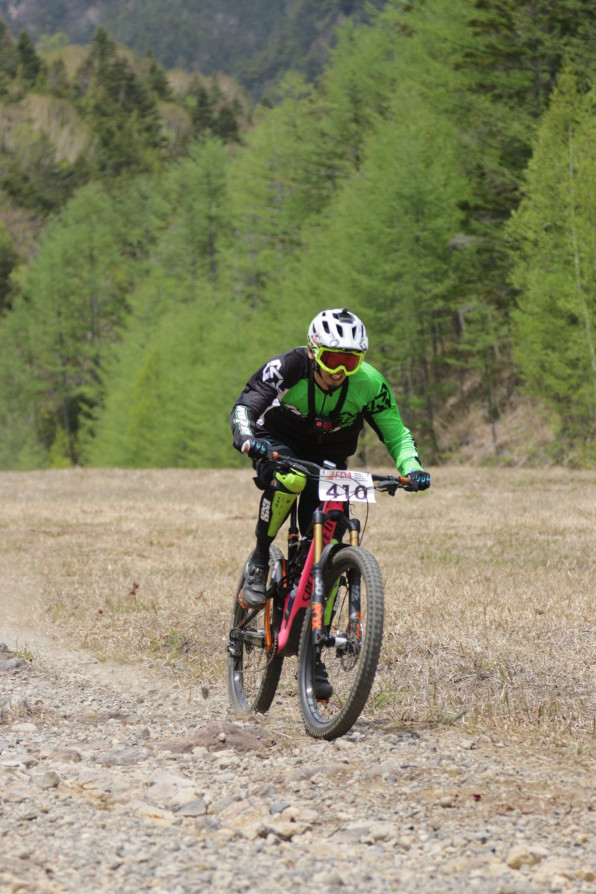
[1,466,594,752]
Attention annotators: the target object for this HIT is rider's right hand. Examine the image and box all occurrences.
[241,438,274,461]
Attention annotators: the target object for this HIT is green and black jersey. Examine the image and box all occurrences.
[230,347,423,475]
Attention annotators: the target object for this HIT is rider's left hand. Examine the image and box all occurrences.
[405,469,431,492]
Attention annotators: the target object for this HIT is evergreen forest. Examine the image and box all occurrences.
[0,0,386,99]
[2,0,596,471]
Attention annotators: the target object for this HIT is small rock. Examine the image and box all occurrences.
[144,770,199,807]
[97,746,152,766]
[37,771,60,790]
[174,798,207,817]
[533,857,575,883]
[506,844,544,869]
[270,800,291,815]
[11,722,38,733]
[53,748,82,763]
[194,816,221,833]
[261,820,310,841]
[0,657,30,673]
[131,800,175,823]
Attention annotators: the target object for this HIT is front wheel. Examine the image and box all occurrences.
[227,546,284,715]
[297,546,384,740]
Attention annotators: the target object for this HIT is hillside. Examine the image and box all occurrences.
[2,0,596,471]
[0,0,386,98]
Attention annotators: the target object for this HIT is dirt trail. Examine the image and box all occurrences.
[0,563,162,694]
[0,470,595,893]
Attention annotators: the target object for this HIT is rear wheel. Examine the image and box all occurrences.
[297,546,384,740]
[227,546,284,715]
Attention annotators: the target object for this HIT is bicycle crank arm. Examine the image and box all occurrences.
[228,628,266,651]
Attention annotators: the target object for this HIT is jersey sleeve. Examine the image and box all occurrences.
[363,370,424,475]
[230,349,306,451]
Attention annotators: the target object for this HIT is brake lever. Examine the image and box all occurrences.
[376,479,398,496]
[376,475,410,495]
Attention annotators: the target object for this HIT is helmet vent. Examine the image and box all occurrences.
[308,307,369,353]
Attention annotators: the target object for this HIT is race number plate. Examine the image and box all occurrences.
[319,469,375,503]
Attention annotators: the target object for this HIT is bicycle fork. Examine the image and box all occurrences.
[310,510,326,648]
[310,510,361,650]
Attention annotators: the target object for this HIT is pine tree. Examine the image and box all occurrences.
[4,184,133,463]
[77,27,165,177]
[454,0,596,308]
[0,222,19,313]
[508,69,596,454]
[16,30,44,85]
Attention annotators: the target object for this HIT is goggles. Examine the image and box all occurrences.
[314,347,364,375]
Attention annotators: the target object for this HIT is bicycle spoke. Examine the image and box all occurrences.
[298,546,384,740]
[227,547,284,715]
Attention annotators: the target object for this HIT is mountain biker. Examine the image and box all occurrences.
[230,307,431,614]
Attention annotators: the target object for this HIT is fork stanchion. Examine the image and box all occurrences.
[349,526,360,547]
[313,509,324,563]
[264,598,272,653]
[310,510,326,646]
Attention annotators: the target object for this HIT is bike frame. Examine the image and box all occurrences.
[235,451,407,661]
[273,496,359,655]
[229,450,411,735]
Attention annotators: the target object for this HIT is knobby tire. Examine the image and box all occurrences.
[227,546,284,715]
[297,546,384,740]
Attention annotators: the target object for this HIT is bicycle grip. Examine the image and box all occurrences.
[241,439,279,461]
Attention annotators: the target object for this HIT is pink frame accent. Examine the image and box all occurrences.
[275,500,341,653]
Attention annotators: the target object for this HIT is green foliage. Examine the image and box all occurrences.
[76,28,165,177]
[453,0,596,312]
[3,0,596,468]
[17,30,44,85]
[1,128,86,213]
[242,0,385,98]
[0,220,18,311]
[0,180,160,466]
[282,30,467,456]
[0,1,386,100]
[185,76,243,145]
[84,139,239,467]
[508,69,596,451]
[0,20,18,82]
[87,301,253,468]
[0,20,246,248]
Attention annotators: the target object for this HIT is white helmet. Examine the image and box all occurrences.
[307,308,368,353]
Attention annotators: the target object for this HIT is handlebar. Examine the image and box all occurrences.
[242,445,411,493]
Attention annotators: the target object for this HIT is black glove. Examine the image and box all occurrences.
[405,469,431,492]
[242,438,273,461]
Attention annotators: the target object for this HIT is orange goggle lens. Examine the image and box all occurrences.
[316,348,364,375]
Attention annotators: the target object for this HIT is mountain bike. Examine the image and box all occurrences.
[227,454,411,740]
